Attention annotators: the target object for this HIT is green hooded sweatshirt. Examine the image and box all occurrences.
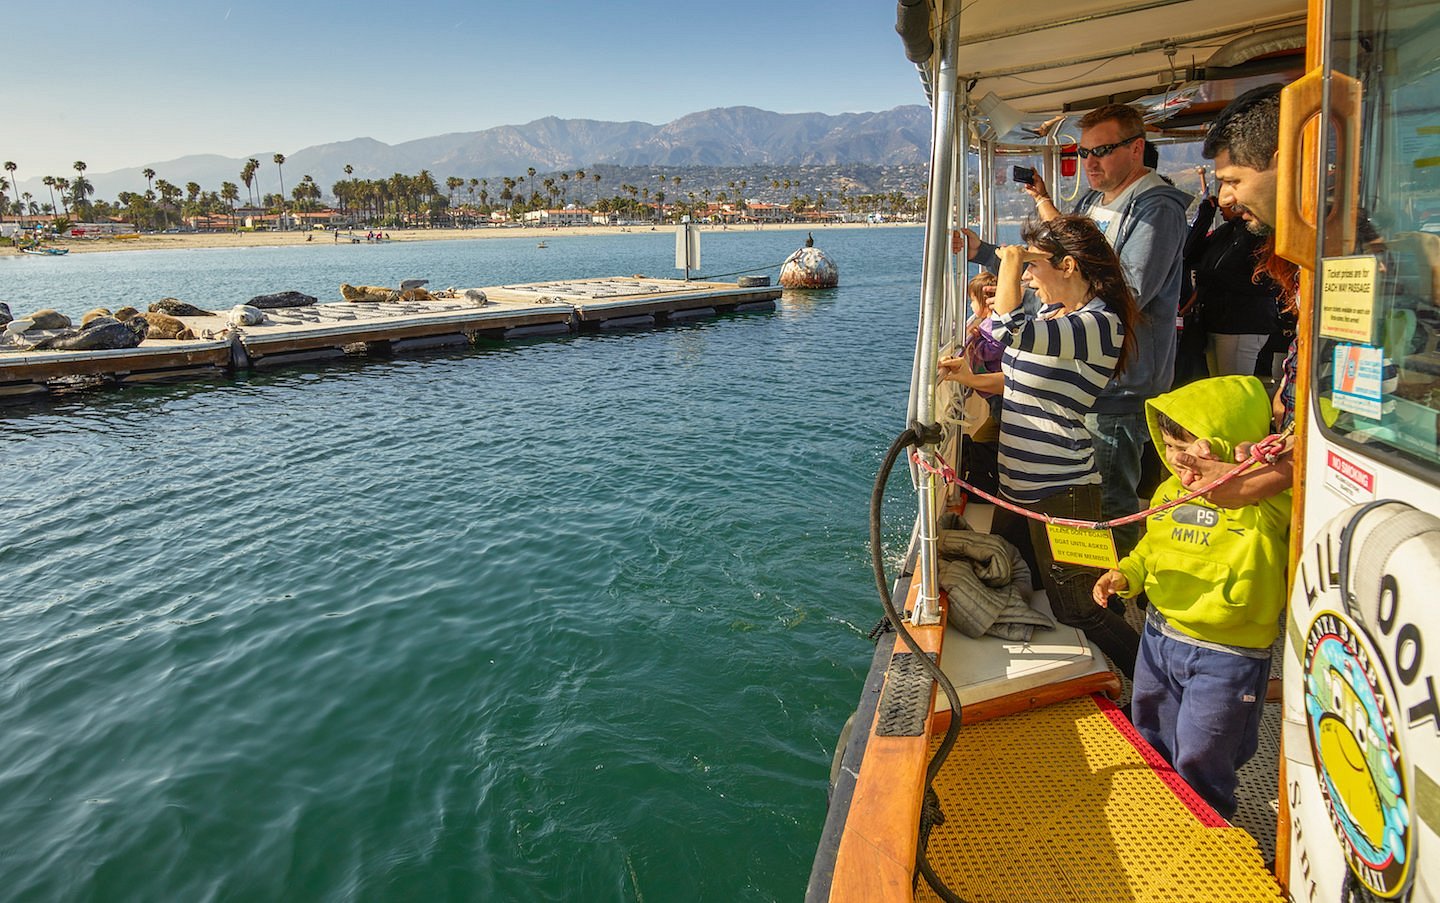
[1114,375,1291,650]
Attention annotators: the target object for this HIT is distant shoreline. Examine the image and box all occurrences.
[5,221,919,256]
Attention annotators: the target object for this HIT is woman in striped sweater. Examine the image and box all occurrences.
[941,215,1142,678]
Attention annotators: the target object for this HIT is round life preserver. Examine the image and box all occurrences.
[1290,501,1440,901]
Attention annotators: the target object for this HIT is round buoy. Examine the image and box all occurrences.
[779,246,839,289]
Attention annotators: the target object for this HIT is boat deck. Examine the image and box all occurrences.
[0,276,780,396]
[814,500,1285,902]
[916,695,1281,903]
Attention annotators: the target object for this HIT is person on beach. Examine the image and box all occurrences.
[941,215,1143,678]
[1092,374,1290,817]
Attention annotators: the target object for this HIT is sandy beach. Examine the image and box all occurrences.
[6,221,915,256]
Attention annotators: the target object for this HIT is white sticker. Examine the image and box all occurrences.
[1323,449,1376,503]
[1331,343,1384,419]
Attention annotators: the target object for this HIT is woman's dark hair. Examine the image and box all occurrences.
[1020,215,1140,374]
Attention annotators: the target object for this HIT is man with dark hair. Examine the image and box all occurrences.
[1173,83,1296,507]
[1203,83,1283,238]
[964,102,1192,556]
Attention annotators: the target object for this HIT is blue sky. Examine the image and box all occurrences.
[8,0,924,181]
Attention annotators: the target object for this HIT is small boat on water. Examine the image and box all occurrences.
[537,241,548,248]
[19,246,69,256]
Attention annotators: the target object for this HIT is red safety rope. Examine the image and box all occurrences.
[911,427,1292,530]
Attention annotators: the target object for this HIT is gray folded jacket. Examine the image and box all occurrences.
[937,526,1053,642]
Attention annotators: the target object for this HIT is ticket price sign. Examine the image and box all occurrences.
[1319,255,1379,345]
[1045,523,1119,569]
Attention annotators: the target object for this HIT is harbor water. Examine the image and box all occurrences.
[0,227,923,901]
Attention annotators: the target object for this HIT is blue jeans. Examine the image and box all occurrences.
[991,483,1141,680]
[1131,622,1271,818]
[1084,410,1149,558]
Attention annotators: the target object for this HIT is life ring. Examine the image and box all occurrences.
[1290,500,1440,900]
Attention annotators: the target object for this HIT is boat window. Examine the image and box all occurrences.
[1312,0,1440,476]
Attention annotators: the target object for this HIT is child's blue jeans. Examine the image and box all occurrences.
[1131,621,1271,818]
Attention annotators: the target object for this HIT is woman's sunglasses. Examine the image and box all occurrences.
[1076,133,1144,159]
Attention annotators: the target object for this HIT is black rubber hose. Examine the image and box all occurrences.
[870,425,967,903]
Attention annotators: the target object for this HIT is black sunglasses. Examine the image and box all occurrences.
[1076,133,1144,159]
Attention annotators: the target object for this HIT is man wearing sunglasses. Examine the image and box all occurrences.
[962,103,1192,557]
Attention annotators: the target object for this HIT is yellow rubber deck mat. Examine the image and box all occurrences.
[917,695,1282,902]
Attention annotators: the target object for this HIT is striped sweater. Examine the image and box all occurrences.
[991,300,1123,503]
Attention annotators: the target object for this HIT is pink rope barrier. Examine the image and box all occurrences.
[911,428,1292,531]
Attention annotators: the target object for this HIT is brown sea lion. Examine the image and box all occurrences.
[340,283,400,303]
[25,309,72,330]
[81,308,113,327]
[138,311,197,340]
[149,298,214,317]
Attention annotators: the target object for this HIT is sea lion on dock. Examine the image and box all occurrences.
[149,298,214,318]
[114,306,140,322]
[26,309,72,330]
[138,312,197,340]
[228,305,265,327]
[28,317,148,351]
[340,283,400,303]
[248,290,317,309]
[81,308,113,327]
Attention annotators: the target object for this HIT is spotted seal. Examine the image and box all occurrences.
[0,302,11,327]
[149,298,214,318]
[228,305,265,327]
[114,306,140,322]
[248,291,316,309]
[80,307,113,327]
[29,317,148,351]
[137,311,197,340]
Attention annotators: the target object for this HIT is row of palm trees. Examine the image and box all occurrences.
[1,153,927,231]
[0,159,95,224]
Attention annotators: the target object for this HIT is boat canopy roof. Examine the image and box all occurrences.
[903,0,1307,133]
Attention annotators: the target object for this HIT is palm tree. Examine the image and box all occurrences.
[221,181,239,229]
[72,161,90,218]
[143,167,156,196]
[4,161,19,227]
[42,176,57,217]
[526,167,537,205]
[54,177,70,216]
[272,153,286,228]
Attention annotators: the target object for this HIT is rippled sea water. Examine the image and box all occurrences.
[0,227,922,901]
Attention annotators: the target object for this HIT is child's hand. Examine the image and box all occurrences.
[1092,570,1127,606]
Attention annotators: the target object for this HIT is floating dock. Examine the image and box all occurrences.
[0,277,780,397]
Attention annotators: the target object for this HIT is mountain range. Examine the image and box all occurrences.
[23,106,932,202]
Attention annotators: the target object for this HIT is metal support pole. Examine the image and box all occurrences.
[907,4,963,627]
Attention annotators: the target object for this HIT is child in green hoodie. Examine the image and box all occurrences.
[1091,375,1290,817]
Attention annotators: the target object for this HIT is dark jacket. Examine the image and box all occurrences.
[1183,197,1284,336]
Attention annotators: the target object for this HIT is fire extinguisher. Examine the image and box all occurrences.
[1060,143,1078,178]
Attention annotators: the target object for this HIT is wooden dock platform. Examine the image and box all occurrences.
[0,277,780,397]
